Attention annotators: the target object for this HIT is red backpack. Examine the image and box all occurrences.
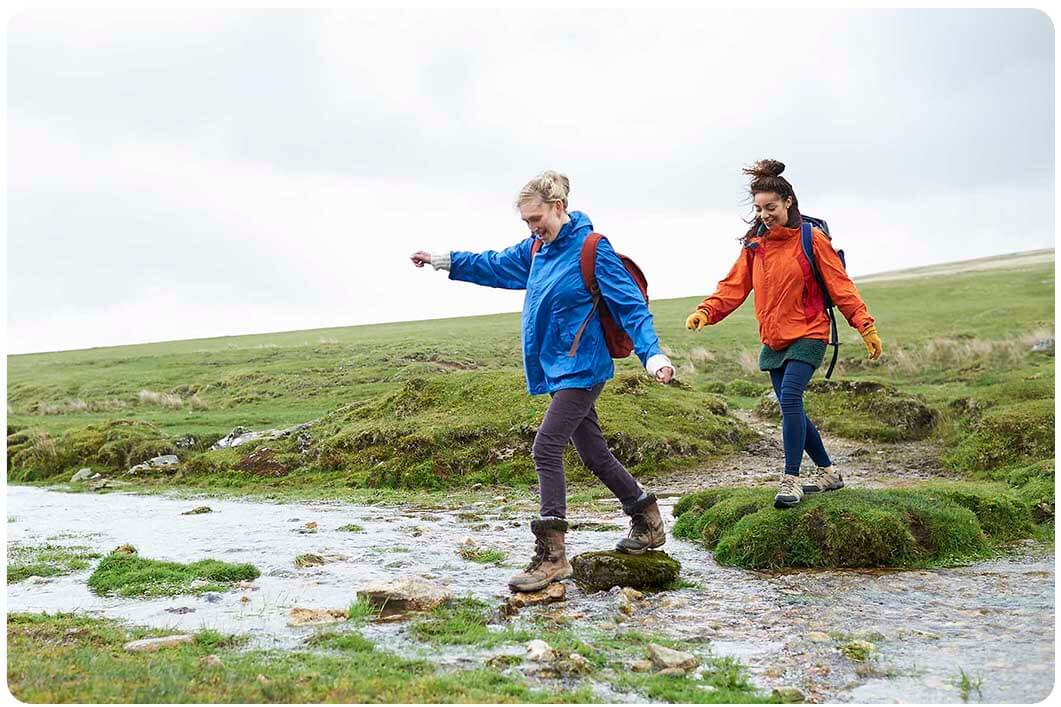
[530,232,649,358]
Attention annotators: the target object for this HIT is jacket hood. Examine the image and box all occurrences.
[552,210,593,244]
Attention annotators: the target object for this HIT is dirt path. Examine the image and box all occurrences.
[651,409,953,497]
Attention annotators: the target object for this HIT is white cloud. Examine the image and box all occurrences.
[7,9,1054,353]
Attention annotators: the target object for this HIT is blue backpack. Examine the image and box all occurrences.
[799,216,845,379]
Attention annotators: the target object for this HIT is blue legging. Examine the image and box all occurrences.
[769,360,833,476]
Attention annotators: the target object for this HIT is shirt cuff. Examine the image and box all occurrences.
[430,253,452,271]
[645,353,673,377]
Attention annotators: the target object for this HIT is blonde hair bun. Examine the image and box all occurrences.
[516,170,570,209]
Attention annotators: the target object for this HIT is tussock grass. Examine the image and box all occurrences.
[137,390,184,409]
[7,612,593,703]
[673,483,1039,570]
[7,544,102,583]
[86,550,260,597]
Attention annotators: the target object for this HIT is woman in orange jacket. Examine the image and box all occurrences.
[686,160,882,508]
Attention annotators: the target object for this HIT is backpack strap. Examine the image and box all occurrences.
[567,233,604,357]
[801,223,841,379]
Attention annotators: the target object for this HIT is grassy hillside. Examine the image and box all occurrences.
[7,252,1055,495]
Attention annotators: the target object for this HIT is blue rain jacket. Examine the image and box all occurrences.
[449,211,663,395]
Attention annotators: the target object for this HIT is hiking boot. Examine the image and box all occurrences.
[774,474,804,509]
[617,493,666,554]
[802,466,845,494]
[507,519,572,593]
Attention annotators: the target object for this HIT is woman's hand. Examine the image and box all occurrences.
[861,325,883,360]
[655,366,674,384]
[410,251,432,268]
[686,311,709,331]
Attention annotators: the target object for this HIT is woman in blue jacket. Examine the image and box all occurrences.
[411,171,674,592]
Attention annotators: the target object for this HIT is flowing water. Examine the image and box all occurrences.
[6,485,1054,703]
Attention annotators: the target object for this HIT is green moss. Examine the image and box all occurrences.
[7,420,175,482]
[7,544,102,583]
[305,630,375,653]
[87,551,259,597]
[675,484,1041,570]
[7,612,593,703]
[570,550,681,590]
[409,598,532,647]
[336,523,364,533]
[944,399,1055,473]
[457,545,508,565]
[617,655,771,704]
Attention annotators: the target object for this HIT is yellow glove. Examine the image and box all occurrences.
[686,311,709,331]
[861,325,882,360]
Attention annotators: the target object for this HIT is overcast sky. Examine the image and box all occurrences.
[7,9,1055,354]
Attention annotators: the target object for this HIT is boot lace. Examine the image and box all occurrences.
[627,513,648,539]
[523,537,548,572]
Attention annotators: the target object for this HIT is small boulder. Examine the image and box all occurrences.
[112,544,137,556]
[356,576,451,617]
[657,667,688,677]
[571,550,681,590]
[629,659,655,673]
[505,583,565,614]
[287,607,348,626]
[294,553,344,568]
[71,468,93,482]
[200,654,223,667]
[181,506,213,515]
[648,643,699,671]
[771,687,806,703]
[526,639,556,662]
[124,634,195,652]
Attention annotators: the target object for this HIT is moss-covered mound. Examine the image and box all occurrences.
[87,549,260,597]
[755,380,937,442]
[304,371,750,490]
[943,399,1054,474]
[7,420,175,482]
[672,483,1038,570]
[570,550,681,590]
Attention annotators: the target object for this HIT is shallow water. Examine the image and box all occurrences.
[6,486,1055,703]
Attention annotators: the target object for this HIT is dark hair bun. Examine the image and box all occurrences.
[742,159,785,178]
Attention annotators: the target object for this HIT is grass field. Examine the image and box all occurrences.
[7,252,1055,495]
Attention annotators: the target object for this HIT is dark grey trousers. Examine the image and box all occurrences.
[532,383,643,519]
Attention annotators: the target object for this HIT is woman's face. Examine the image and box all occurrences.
[519,198,567,243]
[753,191,793,229]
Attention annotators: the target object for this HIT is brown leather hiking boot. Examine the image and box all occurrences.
[617,493,666,554]
[507,519,573,593]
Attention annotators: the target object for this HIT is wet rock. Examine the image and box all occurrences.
[236,580,258,590]
[24,575,50,585]
[648,643,699,671]
[294,553,344,568]
[571,550,681,590]
[201,593,223,603]
[629,659,655,672]
[200,654,223,668]
[112,544,137,556]
[526,639,556,662]
[212,422,314,450]
[124,635,195,652]
[71,468,93,482]
[181,506,212,515]
[356,577,451,617]
[839,639,876,661]
[771,687,806,703]
[91,479,112,491]
[657,667,688,677]
[288,608,348,626]
[165,607,196,615]
[128,454,180,474]
[504,583,566,614]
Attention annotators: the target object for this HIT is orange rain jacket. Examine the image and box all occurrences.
[696,224,874,351]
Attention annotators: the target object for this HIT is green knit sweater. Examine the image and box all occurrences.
[759,338,827,371]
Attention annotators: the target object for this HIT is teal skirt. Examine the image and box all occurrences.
[759,338,827,371]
